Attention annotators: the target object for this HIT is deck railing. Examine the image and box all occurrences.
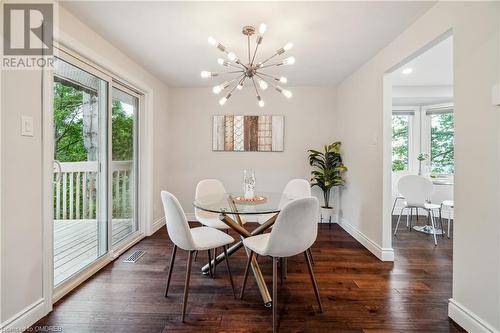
[54,161,133,220]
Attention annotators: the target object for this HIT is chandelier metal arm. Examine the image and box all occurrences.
[247,36,251,64]
[259,52,279,66]
[251,37,261,65]
[257,72,283,83]
[251,76,261,98]
[258,62,284,70]
[255,73,275,89]
[220,70,245,75]
[221,61,244,70]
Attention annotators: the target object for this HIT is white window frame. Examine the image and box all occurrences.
[392,106,420,174]
[421,103,454,176]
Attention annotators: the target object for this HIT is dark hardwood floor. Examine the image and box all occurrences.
[31,218,464,332]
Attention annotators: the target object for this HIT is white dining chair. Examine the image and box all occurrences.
[257,179,316,266]
[195,179,245,276]
[441,200,454,238]
[161,191,236,322]
[241,197,323,332]
[257,178,311,223]
[195,179,235,230]
[394,175,442,245]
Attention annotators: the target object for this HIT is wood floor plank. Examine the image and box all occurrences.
[32,219,464,332]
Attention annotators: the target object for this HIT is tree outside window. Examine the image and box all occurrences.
[392,115,409,171]
[430,112,454,174]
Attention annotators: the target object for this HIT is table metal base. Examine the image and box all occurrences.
[413,225,445,235]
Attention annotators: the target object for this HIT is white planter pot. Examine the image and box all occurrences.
[320,207,334,224]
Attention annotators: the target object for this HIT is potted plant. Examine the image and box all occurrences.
[308,142,347,224]
[417,152,430,176]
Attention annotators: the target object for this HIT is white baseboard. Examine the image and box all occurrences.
[448,299,499,333]
[0,298,47,332]
[151,216,165,234]
[338,218,394,261]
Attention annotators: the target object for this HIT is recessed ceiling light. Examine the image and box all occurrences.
[402,67,413,75]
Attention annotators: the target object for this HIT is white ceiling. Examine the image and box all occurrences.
[61,1,435,87]
[391,36,453,105]
[391,36,453,86]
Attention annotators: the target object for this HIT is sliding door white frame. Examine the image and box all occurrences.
[42,41,154,308]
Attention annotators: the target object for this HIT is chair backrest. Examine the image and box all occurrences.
[265,197,319,257]
[161,191,195,251]
[283,178,311,198]
[195,179,226,218]
[397,175,433,207]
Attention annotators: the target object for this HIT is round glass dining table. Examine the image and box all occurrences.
[193,191,295,215]
[193,192,293,307]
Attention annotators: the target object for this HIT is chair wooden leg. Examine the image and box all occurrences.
[213,247,217,278]
[223,246,236,298]
[307,248,315,265]
[448,210,451,238]
[207,249,213,278]
[279,258,285,286]
[164,245,177,297]
[181,250,194,322]
[273,257,278,333]
[304,251,323,312]
[193,250,198,262]
[240,251,253,299]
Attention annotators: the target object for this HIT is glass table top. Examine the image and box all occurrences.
[193,192,295,215]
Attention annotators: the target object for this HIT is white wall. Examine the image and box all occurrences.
[0,4,170,329]
[166,87,337,213]
[336,2,499,331]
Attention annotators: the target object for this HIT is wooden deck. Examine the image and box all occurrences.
[54,218,134,286]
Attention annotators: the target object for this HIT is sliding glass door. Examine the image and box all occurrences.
[53,57,109,286]
[53,55,141,287]
[111,86,139,245]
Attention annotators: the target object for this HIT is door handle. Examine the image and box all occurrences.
[53,160,62,183]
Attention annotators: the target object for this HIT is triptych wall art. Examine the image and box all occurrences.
[212,115,284,152]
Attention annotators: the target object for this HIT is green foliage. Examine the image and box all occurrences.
[112,100,134,161]
[54,82,87,162]
[431,113,454,174]
[308,142,347,208]
[392,115,409,172]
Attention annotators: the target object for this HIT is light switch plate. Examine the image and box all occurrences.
[21,116,34,137]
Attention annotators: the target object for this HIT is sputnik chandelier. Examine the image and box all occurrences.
[200,23,294,107]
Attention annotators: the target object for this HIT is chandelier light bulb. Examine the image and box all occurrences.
[279,76,288,83]
[237,82,244,90]
[259,23,267,34]
[259,80,268,90]
[217,58,225,65]
[200,71,212,78]
[283,56,295,65]
[219,97,228,105]
[212,85,223,94]
[227,52,237,61]
[208,36,217,46]
[257,95,265,107]
[282,89,293,98]
[283,42,293,51]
